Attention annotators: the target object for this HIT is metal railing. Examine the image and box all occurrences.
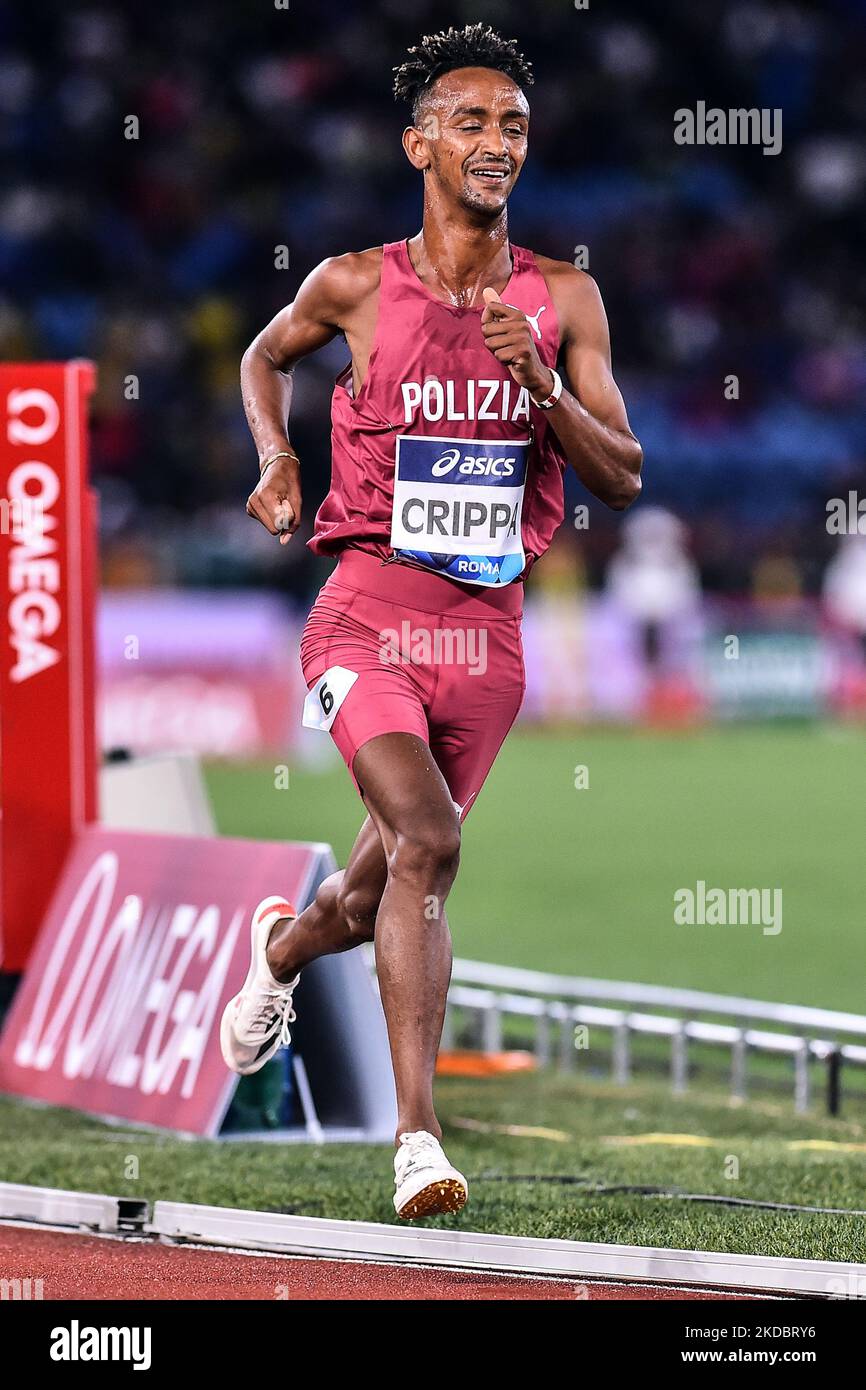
[440,959,866,1115]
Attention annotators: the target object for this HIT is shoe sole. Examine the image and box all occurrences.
[219,895,297,1075]
[395,1177,468,1220]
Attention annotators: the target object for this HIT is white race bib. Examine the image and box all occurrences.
[389,433,530,588]
[302,665,359,732]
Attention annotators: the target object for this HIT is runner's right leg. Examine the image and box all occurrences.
[266,816,386,977]
[219,813,388,1077]
[270,730,459,1145]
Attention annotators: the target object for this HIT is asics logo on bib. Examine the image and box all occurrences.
[390,434,530,589]
[432,448,516,478]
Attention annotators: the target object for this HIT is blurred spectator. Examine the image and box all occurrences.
[824,535,866,659]
[606,507,701,667]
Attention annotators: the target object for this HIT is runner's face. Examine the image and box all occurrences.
[418,68,529,214]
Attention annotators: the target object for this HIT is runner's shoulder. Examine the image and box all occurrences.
[304,247,383,320]
[532,253,599,297]
[530,254,606,336]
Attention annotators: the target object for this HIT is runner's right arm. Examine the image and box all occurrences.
[241,257,358,543]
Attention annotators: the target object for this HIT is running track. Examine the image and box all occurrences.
[0,1224,753,1299]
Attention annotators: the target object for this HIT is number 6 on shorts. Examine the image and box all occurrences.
[302,665,359,732]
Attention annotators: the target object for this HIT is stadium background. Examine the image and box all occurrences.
[2,0,866,1274]
[3,7,866,1021]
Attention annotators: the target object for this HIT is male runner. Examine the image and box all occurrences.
[221,23,642,1219]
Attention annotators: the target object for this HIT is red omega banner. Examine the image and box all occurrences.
[0,828,329,1135]
[0,362,98,972]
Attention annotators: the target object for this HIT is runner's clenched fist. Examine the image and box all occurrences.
[480,288,554,400]
[246,456,302,546]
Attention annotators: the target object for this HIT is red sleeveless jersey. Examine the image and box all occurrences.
[308,238,568,592]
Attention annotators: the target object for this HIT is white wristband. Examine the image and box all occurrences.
[531,368,563,410]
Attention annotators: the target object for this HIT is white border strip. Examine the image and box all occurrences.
[150,1201,866,1297]
[0,1181,126,1232]
[64,362,86,828]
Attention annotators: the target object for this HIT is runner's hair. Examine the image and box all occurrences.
[393,23,534,121]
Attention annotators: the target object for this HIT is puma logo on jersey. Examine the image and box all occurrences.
[526,304,547,340]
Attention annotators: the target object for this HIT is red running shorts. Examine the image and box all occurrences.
[299,549,526,820]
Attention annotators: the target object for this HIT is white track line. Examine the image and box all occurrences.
[151,1199,863,1297]
[2,1183,857,1297]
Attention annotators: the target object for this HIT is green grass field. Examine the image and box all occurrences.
[2,1072,864,1262]
[4,723,865,1260]
[206,723,866,1013]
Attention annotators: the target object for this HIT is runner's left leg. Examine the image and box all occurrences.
[351,731,460,1143]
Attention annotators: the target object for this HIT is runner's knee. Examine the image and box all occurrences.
[335,878,381,941]
[389,814,461,888]
[316,868,381,941]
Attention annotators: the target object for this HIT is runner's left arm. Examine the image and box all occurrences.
[481,270,642,510]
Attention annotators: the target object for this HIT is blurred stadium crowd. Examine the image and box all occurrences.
[1,0,864,601]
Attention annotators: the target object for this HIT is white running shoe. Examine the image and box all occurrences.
[220,896,300,1076]
[393,1130,468,1219]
